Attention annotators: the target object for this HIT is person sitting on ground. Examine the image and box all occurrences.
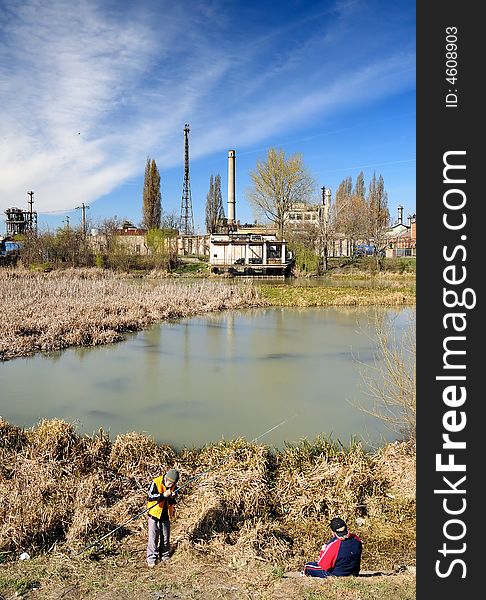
[146,468,180,568]
[303,517,362,578]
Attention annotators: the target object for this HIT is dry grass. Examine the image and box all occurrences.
[0,417,415,598]
[0,268,267,361]
[0,268,416,362]
[0,418,415,578]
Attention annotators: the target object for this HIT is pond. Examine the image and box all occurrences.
[0,306,414,450]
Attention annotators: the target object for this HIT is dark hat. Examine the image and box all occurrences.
[165,468,179,483]
[330,517,348,537]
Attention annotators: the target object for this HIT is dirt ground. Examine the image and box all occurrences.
[1,531,416,600]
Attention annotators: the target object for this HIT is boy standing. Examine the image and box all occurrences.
[146,468,179,567]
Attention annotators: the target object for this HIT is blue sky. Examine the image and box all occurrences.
[0,0,415,234]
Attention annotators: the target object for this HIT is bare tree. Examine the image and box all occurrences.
[95,217,131,270]
[161,212,180,231]
[247,147,315,238]
[354,171,366,199]
[367,173,390,231]
[356,310,416,443]
[317,202,335,272]
[334,192,369,255]
[334,176,353,213]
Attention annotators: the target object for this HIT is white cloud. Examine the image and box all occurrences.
[0,0,415,216]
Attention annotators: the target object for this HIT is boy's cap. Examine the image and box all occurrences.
[165,469,179,483]
[330,517,348,536]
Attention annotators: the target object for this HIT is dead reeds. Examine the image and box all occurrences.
[0,269,267,361]
[0,418,415,571]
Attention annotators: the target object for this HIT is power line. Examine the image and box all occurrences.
[75,202,90,235]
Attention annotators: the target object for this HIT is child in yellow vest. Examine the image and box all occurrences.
[146,468,179,567]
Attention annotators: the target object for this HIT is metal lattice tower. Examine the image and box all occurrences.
[180,123,195,235]
[27,190,37,231]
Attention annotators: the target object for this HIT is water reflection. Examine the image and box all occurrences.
[0,306,414,450]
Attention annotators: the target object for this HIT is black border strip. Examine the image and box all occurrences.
[417,3,479,596]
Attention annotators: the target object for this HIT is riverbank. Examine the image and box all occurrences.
[259,284,415,306]
[0,417,416,599]
[0,267,415,361]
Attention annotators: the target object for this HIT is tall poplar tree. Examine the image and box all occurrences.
[354,171,366,199]
[205,173,225,233]
[367,172,390,264]
[142,157,161,229]
[367,172,390,231]
[334,176,353,213]
[334,175,368,253]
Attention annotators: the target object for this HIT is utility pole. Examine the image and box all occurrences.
[180,123,194,236]
[75,202,90,235]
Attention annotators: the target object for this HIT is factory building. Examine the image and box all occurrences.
[208,150,294,276]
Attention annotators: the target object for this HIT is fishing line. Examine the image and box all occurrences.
[74,413,298,556]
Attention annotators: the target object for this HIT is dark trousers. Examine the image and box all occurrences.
[304,561,332,578]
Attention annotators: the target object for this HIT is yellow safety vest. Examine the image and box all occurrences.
[147,475,176,520]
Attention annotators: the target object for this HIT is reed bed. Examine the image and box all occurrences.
[0,268,266,361]
[0,417,415,573]
[0,268,416,361]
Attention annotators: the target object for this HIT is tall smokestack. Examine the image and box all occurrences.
[398,205,403,225]
[324,187,331,225]
[227,150,236,225]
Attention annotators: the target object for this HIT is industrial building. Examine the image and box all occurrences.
[208,150,294,276]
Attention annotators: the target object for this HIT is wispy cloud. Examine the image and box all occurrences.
[0,0,415,215]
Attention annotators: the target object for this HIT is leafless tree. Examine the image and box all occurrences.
[356,310,416,443]
[247,147,315,238]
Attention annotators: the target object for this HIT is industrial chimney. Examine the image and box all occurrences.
[324,188,331,225]
[397,205,403,225]
[227,150,236,225]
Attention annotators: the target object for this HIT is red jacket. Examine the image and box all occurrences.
[317,533,362,576]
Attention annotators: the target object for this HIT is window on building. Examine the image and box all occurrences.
[268,245,279,258]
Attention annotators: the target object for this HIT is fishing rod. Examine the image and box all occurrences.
[173,414,298,495]
[74,414,298,556]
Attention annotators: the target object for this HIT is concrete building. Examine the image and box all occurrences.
[285,187,331,230]
[210,231,291,275]
[209,150,293,276]
[177,234,209,257]
[384,207,416,257]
